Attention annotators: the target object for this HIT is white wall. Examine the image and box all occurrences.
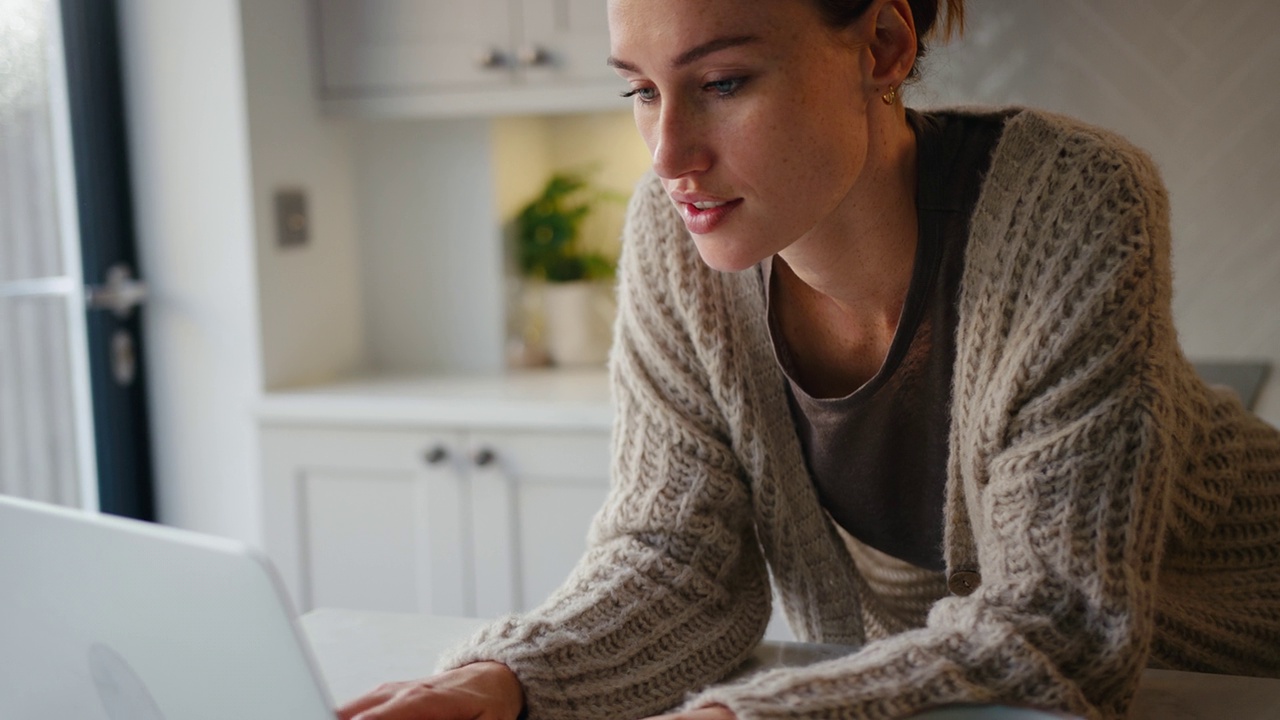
[352,119,507,375]
[914,0,1280,425]
[241,0,367,390]
[117,0,264,543]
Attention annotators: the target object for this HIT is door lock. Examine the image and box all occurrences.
[86,263,148,387]
[110,330,138,387]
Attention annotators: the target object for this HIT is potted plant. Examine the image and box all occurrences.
[514,171,620,367]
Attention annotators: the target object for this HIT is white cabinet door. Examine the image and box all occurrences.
[519,0,615,84]
[262,423,612,620]
[316,0,515,94]
[261,426,472,616]
[467,429,611,618]
[314,0,625,115]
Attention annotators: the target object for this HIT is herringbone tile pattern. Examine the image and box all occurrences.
[915,0,1280,423]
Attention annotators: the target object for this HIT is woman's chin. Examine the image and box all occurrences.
[692,236,769,274]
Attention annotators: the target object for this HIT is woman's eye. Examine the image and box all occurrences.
[704,77,746,97]
[620,87,658,103]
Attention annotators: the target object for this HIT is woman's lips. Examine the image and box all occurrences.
[675,198,743,234]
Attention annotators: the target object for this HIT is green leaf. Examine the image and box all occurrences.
[514,170,622,282]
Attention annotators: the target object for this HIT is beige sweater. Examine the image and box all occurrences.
[441,109,1280,719]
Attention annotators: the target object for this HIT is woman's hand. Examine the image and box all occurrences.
[335,661,525,720]
[643,706,737,720]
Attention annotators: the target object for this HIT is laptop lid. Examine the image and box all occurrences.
[0,494,335,719]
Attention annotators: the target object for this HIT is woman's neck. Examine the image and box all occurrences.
[777,107,919,327]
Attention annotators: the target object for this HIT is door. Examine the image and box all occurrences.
[260,424,474,616]
[0,0,154,518]
[522,0,616,83]
[519,0,615,84]
[468,429,610,618]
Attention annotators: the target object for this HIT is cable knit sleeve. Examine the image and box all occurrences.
[683,111,1181,719]
[435,173,773,719]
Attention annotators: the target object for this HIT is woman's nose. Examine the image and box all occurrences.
[649,105,710,180]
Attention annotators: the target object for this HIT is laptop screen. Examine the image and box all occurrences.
[0,495,335,719]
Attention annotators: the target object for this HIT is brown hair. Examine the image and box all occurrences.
[811,0,965,80]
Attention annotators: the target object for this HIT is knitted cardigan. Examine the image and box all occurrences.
[440,108,1280,719]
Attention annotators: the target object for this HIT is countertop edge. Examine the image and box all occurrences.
[254,371,615,432]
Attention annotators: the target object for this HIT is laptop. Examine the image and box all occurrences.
[0,493,336,719]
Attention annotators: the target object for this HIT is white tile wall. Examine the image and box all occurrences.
[913,0,1280,424]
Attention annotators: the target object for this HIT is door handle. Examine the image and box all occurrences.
[86,263,147,320]
[517,45,552,68]
[476,48,508,70]
[473,447,497,467]
[424,445,450,465]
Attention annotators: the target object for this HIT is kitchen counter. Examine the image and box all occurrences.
[256,368,612,431]
[301,608,1280,719]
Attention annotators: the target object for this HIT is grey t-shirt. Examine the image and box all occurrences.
[763,108,1012,572]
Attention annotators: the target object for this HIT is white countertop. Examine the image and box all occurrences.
[300,609,1280,719]
[257,368,613,431]
[254,363,1266,434]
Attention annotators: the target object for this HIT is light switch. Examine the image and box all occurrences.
[274,188,309,248]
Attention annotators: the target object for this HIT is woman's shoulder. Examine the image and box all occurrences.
[956,105,1170,235]
[620,171,735,283]
[997,107,1164,188]
[923,105,1158,173]
[616,171,751,314]
[959,105,1174,317]
[621,172,690,259]
[625,171,677,229]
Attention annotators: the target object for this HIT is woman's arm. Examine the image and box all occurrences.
[680,112,1179,720]
[434,176,773,720]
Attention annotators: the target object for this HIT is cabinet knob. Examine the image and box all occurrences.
[473,447,497,467]
[517,45,552,67]
[477,48,508,70]
[424,445,450,465]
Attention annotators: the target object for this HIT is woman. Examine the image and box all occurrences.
[338,1,1280,718]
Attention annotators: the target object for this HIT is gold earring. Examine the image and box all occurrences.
[882,85,898,105]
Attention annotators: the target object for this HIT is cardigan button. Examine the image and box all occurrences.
[947,571,981,597]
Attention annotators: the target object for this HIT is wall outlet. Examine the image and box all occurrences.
[274,188,309,248]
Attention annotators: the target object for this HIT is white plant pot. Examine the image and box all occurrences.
[542,280,615,367]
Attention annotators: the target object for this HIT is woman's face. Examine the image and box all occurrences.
[608,0,877,272]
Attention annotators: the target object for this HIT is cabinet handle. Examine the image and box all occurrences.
[477,48,508,70]
[473,447,497,467]
[517,45,552,67]
[424,445,450,465]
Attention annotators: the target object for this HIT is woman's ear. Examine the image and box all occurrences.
[867,0,917,92]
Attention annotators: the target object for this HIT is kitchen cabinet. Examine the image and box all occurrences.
[262,422,611,618]
[258,371,616,618]
[315,0,626,116]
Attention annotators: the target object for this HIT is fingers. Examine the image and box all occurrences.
[339,680,472,720]
[334,664,523,720]
[339,680,461,720]
[334,682,404,720]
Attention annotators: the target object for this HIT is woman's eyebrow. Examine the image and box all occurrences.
[607,34,763,73]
